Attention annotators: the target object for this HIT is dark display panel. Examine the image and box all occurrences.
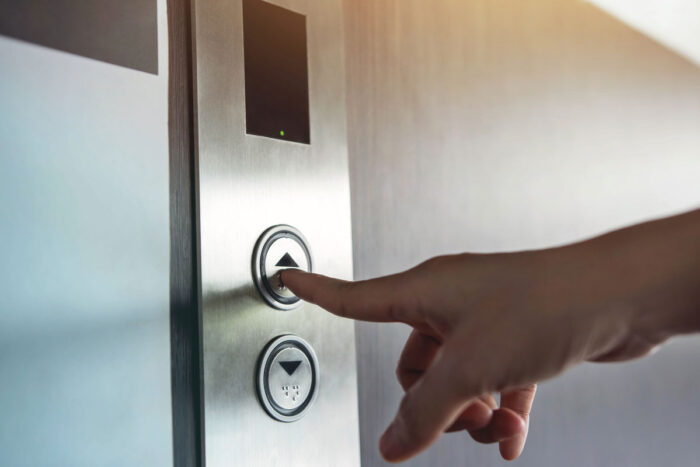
[243,0,310,144]
[0,0,158,74]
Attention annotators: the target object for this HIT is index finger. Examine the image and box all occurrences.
[280,269,422,324]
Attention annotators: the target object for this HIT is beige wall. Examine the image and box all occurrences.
[344,0,700,465]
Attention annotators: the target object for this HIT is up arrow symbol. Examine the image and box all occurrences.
[275,252,299,268]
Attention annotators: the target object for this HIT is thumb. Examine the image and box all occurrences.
[379,352,472,462]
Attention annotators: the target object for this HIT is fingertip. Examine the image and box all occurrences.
[499,434,526,461]
[379,423,406,463]
[278,268,308,290]
[284,269,421,323]
[496,408,528,461]
[279,269,340,306]
[279,269,311,301]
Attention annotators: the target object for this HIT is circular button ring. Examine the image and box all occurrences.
[252,225,312,310]
[256,335,320,422]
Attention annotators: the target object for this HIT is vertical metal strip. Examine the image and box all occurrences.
[168,0,204,465]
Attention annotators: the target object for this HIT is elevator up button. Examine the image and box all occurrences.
[253,225,312,310]
[257,335,319,422]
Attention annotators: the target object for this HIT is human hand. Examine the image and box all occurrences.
[281,243,659,462]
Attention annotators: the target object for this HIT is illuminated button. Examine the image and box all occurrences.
[257,335,319,422]
[252,225,312,310]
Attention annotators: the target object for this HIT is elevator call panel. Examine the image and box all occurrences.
[253,227,319,422]
[195,0,360,464]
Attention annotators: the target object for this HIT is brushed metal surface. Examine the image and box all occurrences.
[193,0,360,465]
[344,0,700,466]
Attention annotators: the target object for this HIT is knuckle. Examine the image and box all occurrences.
[388,302,409,323]
[395,367,420,391]
[514,384,538,417]
[417,256,444,272]
[395,373,410,391]
[416,253,464,272]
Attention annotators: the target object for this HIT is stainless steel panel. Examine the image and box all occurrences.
[0,1,172,465]
[345,1,700,466]
[193,0,360,465]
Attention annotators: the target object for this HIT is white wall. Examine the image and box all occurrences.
[587,0,700,67]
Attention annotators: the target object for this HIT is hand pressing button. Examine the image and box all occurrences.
[252,225,312,310]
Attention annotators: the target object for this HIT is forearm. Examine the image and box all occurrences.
[573,208,700,342]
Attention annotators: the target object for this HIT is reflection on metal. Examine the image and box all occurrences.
[586,0,700,66]
[192,0,360,465]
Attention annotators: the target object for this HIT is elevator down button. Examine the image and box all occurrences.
[252,225,312,310]
[257,335,319,422]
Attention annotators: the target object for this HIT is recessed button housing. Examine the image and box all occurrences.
[252,225,312,310]
[257,335,319,422]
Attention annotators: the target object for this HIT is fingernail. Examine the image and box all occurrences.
[280,269,297,281]
[379,423,402,461]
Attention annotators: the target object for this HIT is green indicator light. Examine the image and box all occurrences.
[280,130,285,136]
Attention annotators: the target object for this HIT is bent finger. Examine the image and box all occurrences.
[396,330,442,390]
[498,384,537,460]
[468,408,525,444]
[446,394,497,432]
[444,399,493,432]
[379,353,469,462]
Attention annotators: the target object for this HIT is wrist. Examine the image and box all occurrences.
[577,211,700,345]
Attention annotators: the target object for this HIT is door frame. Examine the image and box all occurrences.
[168,0,204,466]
